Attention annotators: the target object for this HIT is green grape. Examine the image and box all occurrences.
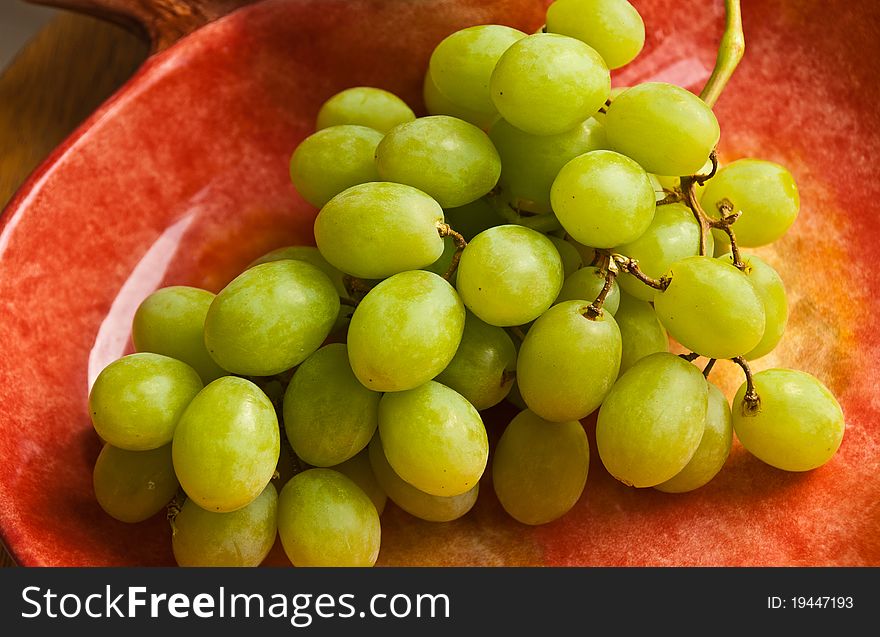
[456,225,563,326]
[429,25,526,114]
[616,202,713,301]
[316,86,415,133]
[422,73,498,131]
[596,352,708,487]
[172,483,277,567]
[605,83,720,175]
[204,260,339,376]
[333,449,387,515]
[283,343,380,467]
[89,353,203,451]
[655,382,732,493]
[566,237,596,265]
[551,150,656,248]
[423,236,457,281]
[546,0,645,69]
[590,85,628,125]
[614,292,668,374]
[248,245,350,332]
[172,377,279,512]
[347,270,465,391]
[701,158,800,247]
[368,436,478,522]
[733,369,844,472]
[132,286,226,384]
[492,409,589,525]
[289,125,383,208]
[375,116,501,208]
[556,266,620,315]
[517,300,621,422]
[549,235,584,278]
[443,198,503,241]
[378,381,488,497]
[314,182,445,279]
[490,33,610,136]
[278,469,381,567]
[719,252,788,360]
[435,312,517,410]
[93,444,178,523]
[653,256,765,359]
[247,245,345,295]
[489,116,606,214]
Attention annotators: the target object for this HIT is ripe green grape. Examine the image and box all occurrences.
[492,409,589,525]
[429,25,526,113]
[701,158,800,247]
[551,150,656,248]
[347,270,465,391]
[283,343,379,467]
[333,449,387,515]
[316,86,415,133]
[368,436,478,522]
[655,382,732,493]
[89,353,203,451]
[375,116,501,207]
[378,381,488,497]
[566,237,597,265]
[733,369,845,472]
[596,352,708,487]
[314,182,445,279]
[654,256,765,359]
[247,245,345,293]
[517,300,621,422]
[132,286,226,384]
[605,83,720,175]
[614,293,668,374]
[456,225,563,326]
[289,125,383,208]
[443,197,503,241]
[93,443,178,523]
[546,0,646,69]
[549,236,584,278]
[489,116,606,214]
[435,312,517,410]
[719,252,788,360]
[172,377,279,512]
[556,265,621,315]
[172,483,277,567]
[203,260,339,376]
[422,73,497,131]
[615,202,713,301]
[490,33,610,136]
[278,469,381,567]
[248,245,350,332]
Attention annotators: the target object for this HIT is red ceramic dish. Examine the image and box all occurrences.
[1,0,878,566]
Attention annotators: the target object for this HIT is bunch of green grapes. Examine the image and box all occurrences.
[89,0,844,565]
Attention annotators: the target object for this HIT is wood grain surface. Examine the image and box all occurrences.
[0,11,148,566]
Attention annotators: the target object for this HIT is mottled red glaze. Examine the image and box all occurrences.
[0,0,877,566]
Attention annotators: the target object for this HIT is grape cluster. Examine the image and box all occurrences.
[89,0,845,567]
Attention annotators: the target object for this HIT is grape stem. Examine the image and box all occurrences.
[508,326,527,342]
[582,257,619,320]
[610,253,670,291]
[436,222,468,280]
[679,352,700,362]
[700,0,745,108]
[166,490,186,535]
[703,358,717,377]
[500,368,517,386]
[339,296,358,308]
[680,151,747,271]
[732,356,761,414]
[343,274,376,301]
